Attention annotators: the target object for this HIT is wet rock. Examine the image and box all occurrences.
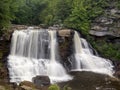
[58,71,120,90]
[114,71,120,78]
[58,29,73,37]
[32,76,50,87]
[57,29,74,70]
[0,86,5,90]
[0,68,8,80]
[19,81,37,90]
[49,24,63,30]
[0,39,10,84]
[113,61,120,79]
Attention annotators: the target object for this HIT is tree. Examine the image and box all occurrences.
[0,0,11,30]
[55,0,72,23]
[64,0,90,34]
[63,0,104,35]
[0,0,19,36]
[40,0,59,26]
[12,0,47,25]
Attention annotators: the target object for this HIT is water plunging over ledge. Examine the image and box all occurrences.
[7,29,71,84]
[7,28,114,84]
[72,31,114,75]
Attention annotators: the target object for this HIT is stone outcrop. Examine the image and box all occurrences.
[0,39,10,84]
[58,29,72,37]
[90,8,120,37]
[89,4,120,79]
[59,71,120,90]
[57,29,74,70]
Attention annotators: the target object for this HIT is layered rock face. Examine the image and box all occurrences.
[57,29,74,70]
[90,7,120,38]
[89,3,120,78]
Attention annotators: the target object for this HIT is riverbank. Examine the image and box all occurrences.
[0,25,120,90]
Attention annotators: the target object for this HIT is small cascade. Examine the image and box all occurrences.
[47,30,71,83]
[74,31,82,54]
[73,31,114,75]
[81,38,94,55]
[7,29,71,84]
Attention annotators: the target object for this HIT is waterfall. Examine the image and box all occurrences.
[7,29,71,84]
[7,28,114,84]
[73,31,114,75]
[47,30,71,83]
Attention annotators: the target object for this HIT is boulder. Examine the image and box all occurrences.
[19,81,36,89]
[32,76,50,87]
[58,29,73,37]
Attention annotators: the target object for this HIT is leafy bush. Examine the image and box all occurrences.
[48,84,60,90]
[90,40,120,61]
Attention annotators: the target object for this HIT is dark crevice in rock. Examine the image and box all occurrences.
[57,29,74,71]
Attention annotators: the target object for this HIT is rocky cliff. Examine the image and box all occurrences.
[88,2,120,78]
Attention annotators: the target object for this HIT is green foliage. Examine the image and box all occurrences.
[55,0,72,23]
[48,84,60,90]
[12,0,47,25]
[115,0,120,9]
[0,0,19,35]
[0,0,11,30]
[63,85,72,90]
[90,40,120,61]
[1,0,119,34]
[0,0,120,61]
[63,0,104,35]
[40,0,59,26]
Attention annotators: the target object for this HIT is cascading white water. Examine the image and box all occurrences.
[7,28,71,84]
[73,31,114,75]
[8,29,114,84]
[47,30,71,83]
